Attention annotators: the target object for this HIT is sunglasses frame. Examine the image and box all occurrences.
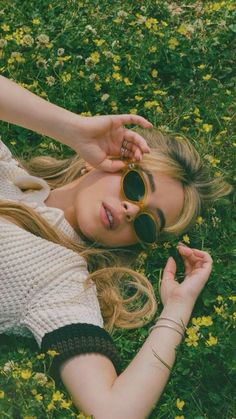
[120,163,161,246]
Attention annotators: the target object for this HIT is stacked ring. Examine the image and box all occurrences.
[121,140,129,157]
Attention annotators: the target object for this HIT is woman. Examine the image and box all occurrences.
[0,76,232,418]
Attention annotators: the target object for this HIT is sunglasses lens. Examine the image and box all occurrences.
[133,213,157,244]
[123,170,145,202]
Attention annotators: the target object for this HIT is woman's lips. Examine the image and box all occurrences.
[101,202,120,230]
[100,203,111,229]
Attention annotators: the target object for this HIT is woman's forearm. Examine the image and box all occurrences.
[61,298,194,419]
[107,299,194,419]
[0,75,80,149]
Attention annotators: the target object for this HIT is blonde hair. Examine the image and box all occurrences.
[0,129,232,332]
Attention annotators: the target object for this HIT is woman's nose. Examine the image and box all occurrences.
[121,200,140,222]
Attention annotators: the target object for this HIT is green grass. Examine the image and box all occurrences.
[0,0,235,418]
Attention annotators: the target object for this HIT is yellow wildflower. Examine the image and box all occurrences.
[196,216,204,225]
[113,65,120,71]
[1,24,10,32]
[124,77,132,86]
[47,402,55,411]
[112,73,122,81]
[177,24,188,36]
[35,393,43,401]
[193,107,200,116]
[52,390,64,402]
[0,390,4,399]
[216,295,223,302]
[168,37,179,49]
[23,416,37,419]
[61,400,72,409]
[176,398,185,410]
[192,317,202,326]
[111,101,118,112]
[153,89,167,96]
[195,118,203,124]
[21,370,32,380]
[203,74,212,80]
[202,124,213,133]
[32,18,41,25]
[61,72,71,83]
[145,18,158,29]
[47,349,59,357]
[204,155,220,167]
[144,100,159,109]
[95,83,101,91]
[113,55,121,63]
[175,416,185,419]
[101,93,109,102]
[94,39,105,46]
[185,334,199,347]
[214,305,225,315]
[187,325,200,334]
[151,69,158,78]
[200,316,213,326]
[182,234,190,244]
[36,353,45,360]
[129,108,138,114]
[135,95,143,101]
[148,46,157,53]
[206,333,218,346]
[229,296,236,302]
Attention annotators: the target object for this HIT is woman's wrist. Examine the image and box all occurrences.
[160,297,195,328]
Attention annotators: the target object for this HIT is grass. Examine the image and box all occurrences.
[0,0,235,418]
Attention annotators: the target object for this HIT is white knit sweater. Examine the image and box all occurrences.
[0,139,105,345]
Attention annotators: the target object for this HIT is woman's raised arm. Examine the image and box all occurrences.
[60,246,212,419]
[0,75,152,171]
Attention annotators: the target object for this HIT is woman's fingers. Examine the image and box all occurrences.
[123,129,151,154]
[114,114,153,129]
[177,245,213,278]
[162,257,177,283]
[177,245,204,274]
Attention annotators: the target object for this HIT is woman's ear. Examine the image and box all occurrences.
[81,162,93,175]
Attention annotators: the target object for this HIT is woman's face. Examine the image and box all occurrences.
[72,167,184,247]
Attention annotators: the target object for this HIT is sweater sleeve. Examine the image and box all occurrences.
[0,219,122,377]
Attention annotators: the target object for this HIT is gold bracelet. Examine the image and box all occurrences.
[157,317,186,332]
[152,349,172,371]
[149,324,184,338]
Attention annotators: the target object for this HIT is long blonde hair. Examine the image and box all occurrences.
[0,129,232,332]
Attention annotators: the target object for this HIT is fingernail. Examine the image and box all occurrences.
[177,241,187,247]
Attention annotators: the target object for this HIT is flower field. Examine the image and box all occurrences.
[0,0,235,418]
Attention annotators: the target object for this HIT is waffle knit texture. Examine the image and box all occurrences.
[0,139,122,376]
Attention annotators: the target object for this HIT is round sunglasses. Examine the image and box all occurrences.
[120,164,162,245]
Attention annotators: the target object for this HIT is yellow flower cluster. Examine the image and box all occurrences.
[168,37,179,49]
[204,155,220,167]
[185,326,199,347]
[192,316,213,326]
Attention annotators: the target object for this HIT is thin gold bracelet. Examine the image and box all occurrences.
[157,317,186,332]
[152,349,172,371]
[149,324,184,338]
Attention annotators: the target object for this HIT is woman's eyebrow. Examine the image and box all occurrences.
[143,170,166,230]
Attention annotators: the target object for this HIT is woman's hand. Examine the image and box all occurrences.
[70,114,152,172]
[160,244,213,306]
